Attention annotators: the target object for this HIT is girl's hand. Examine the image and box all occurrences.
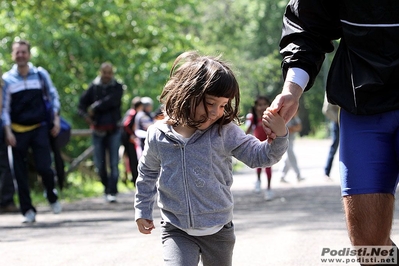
[136,218,155,234]
[262,110,287,138]
[263,81,302,142]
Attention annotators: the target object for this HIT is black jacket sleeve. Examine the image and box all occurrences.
[279,0,342,91]
[77,85,94,117]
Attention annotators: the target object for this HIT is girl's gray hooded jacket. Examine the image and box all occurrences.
[134,120,288,230]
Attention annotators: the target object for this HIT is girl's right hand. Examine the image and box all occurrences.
[262,110,287,138]
[136,218,155,234]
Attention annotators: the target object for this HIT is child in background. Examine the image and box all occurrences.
[246,96,274,200]
[134,51,288,266]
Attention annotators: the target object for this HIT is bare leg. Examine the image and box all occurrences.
[343,193,394,246]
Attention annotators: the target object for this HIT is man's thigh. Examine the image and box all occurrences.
[339,109,399,196]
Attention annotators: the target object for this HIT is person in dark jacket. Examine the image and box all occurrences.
[263,0,399,258]
[78,62,123,203]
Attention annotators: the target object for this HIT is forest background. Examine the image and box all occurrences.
[0,0,336,166]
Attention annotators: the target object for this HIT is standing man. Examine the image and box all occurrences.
[265,0,399,257]
[2,40,62,223]
[78,62,123,203]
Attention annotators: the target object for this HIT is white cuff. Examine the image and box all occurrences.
[286,68,310,91]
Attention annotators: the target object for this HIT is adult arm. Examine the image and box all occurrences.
[77,86,94,125]
[1,78,16,146]
[280,0,340,91]
[265,0,341,138]
[38,67,61,137]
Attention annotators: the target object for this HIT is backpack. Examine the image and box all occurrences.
[57,117,71,148]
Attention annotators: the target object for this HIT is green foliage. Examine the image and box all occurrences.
[192,0,330,134]
[0,0,199,158]
[0,0,336,198]
[27,172,135,205]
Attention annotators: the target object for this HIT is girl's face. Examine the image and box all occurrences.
[196,94,229,130]
[256,99,269,115]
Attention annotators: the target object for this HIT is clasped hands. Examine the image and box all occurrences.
[262,82,302,143]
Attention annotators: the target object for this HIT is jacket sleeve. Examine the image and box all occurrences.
[280,0,341,90]
[134,125,161,221]
[1,75,10,126]
[38,67,61,114]
[77,84,94,117]
[224,123,289,168]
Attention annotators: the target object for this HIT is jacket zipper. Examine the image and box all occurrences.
[169,133,194,228]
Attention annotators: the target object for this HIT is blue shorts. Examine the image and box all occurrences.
[340,109,399,196]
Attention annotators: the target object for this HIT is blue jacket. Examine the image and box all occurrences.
[2,63,60,126]
[134,120,288,229]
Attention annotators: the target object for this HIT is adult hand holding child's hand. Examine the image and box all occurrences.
[262,81,303,143]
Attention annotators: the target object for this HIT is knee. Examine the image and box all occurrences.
[347,217,391,246]
[344,194,394,246]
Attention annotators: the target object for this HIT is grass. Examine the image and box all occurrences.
[27,172,135,207]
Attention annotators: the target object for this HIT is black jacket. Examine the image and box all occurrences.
[280,0,399,115]
[78,77,123,129]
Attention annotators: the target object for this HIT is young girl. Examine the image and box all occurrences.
[134,51,288,266]
[245,96,274,200]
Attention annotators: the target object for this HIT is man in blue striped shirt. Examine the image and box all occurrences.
[2,40,62,223]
